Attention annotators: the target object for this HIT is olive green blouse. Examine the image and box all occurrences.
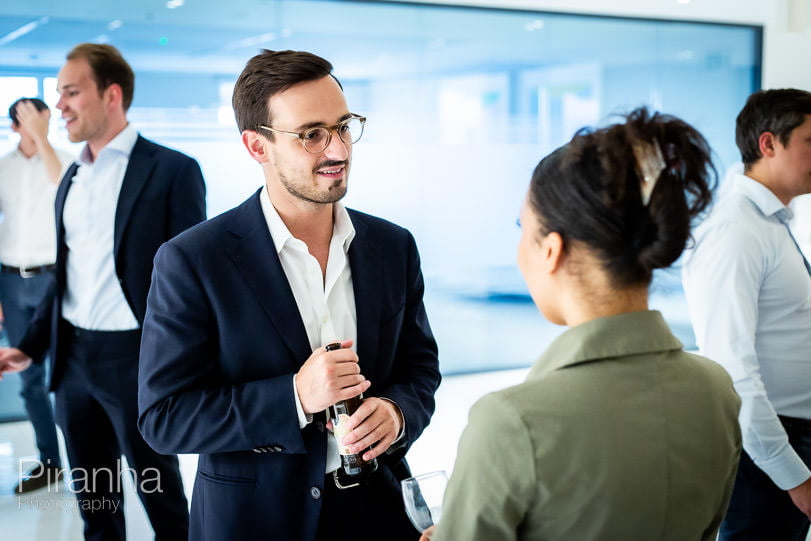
[432,310,741,541]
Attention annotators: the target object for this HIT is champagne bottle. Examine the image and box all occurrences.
[326,342,378,479]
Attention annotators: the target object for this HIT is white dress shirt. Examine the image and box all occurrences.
[0,147,74,267]
[62,124,139,330]
[259,187,357,474]
[683,172,811,490]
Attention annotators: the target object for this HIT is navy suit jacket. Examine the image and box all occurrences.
[19,135,206,390]
[138,190,441,541]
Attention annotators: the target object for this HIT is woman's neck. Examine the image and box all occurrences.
[562,285,649,327]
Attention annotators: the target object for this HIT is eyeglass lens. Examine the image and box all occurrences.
[304,117,364,152]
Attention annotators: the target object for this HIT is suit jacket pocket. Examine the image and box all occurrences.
[197,469,255,487]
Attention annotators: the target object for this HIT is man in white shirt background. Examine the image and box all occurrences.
[683,88,811,540]
[0,43,206,540]
[0,97,74,493]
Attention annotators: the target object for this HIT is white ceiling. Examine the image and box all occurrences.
[0,0,763,79]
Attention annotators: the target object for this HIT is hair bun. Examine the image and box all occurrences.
[527,107,716,287]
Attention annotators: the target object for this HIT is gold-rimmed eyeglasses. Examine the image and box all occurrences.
[258,114,366,154]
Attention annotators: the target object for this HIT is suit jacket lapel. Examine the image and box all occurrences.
[114,136,154,261]
[348,212,382,377]
[55,162,79,251]
[225,192,312,365]
[54,162,79,292]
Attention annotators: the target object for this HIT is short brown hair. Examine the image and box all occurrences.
[232,49,339,134]
[67,43,135,111]
[736,88,811,170]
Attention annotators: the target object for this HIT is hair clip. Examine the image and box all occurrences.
[632,140,666,206]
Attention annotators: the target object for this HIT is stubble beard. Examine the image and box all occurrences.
[279,165,349,205]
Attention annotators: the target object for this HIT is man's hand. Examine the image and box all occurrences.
[788,476,811,520]
[339,396,403,461]
[14,101,50,145]
[295,339,370,414]
[14,101,64,183]
[0,348,33,380]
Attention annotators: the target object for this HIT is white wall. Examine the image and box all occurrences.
[763,0,811,90]
[404,0,811,91]
[402,1,811,252]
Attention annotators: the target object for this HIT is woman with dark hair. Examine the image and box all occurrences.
[424,108,742,540]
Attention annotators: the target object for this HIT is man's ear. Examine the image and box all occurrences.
[757,131,778,159]
[242,130,270,163]
[104,83,123,112]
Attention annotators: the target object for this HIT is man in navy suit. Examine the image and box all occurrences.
[0,43,205,540]
[136,50,440,541]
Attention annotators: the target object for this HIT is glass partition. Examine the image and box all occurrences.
[0,1,762,374]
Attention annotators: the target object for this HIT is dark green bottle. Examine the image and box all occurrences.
[326,342,378,479]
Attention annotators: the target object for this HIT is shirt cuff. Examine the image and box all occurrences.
[379,397,405,445]
[755,443,811,490]
[292,374,313,429]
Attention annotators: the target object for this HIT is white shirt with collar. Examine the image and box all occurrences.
[62,124,139,331]
[0,147,74,268]
[259,186,357,474]
[683,172,811,490]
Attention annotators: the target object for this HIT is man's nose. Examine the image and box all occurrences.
[323,130,349,160]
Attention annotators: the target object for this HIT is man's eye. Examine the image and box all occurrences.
[304,129,326,142]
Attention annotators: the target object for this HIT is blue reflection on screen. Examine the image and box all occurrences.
[0,1,761,375]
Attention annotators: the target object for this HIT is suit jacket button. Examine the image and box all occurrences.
[316,421,325,432]
[310,486,321,499]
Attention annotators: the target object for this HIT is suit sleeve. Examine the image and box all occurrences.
[376,232,441,459]
[16,164,76,362]
[167,156,206,237]
[137,241,306,455]
[16,277,57,363]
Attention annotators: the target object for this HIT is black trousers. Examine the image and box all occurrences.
[54,321,188,541]
[315,467,420,541]
[720,416,811,541]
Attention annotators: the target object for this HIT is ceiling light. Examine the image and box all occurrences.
[166,0,184,8]
[525,20,545,31]
[220,32,277,51]
[0,16,50,46]
[108,20,123,31]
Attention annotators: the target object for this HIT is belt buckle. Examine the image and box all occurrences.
[332,470,360,490]
[19,265,34,278]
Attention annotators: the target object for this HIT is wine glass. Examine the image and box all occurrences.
[401,470,448,531]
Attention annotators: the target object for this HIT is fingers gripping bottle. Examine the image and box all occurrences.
[326,342,379,482]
